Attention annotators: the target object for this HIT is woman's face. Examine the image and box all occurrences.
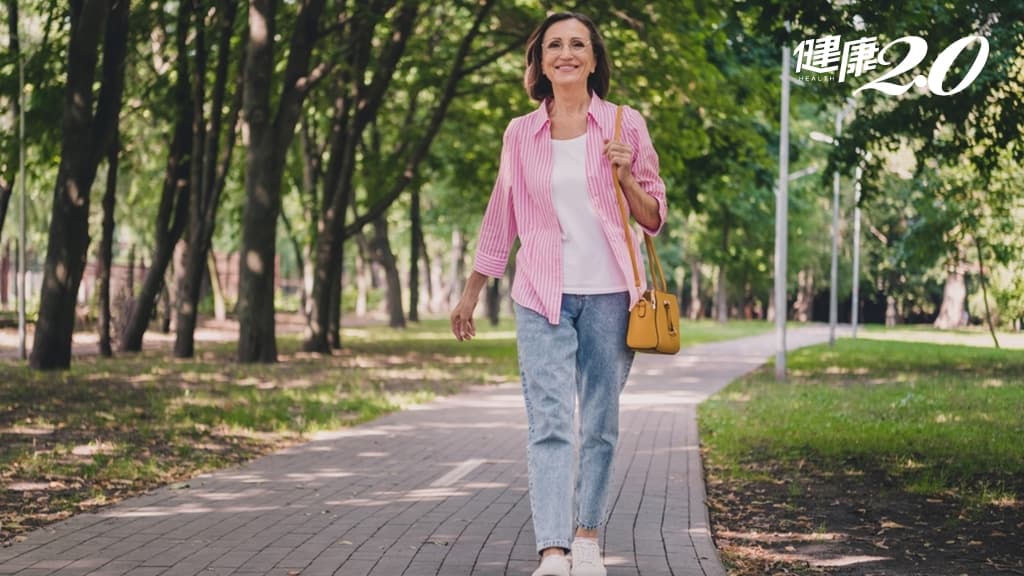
[541,18,595,92]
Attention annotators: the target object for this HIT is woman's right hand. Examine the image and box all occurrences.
[450,296,478,342]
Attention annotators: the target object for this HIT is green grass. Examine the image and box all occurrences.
[699,339,1024,503]
[858,323,1024,350]
[678,319,773,347]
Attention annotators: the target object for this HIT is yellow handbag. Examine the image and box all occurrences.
[611,106,681,355]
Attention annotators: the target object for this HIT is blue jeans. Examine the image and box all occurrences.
[514,293,635,554]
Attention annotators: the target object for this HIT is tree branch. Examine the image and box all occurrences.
[344,0,496,238]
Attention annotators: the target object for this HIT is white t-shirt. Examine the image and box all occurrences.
[550,134,629,294]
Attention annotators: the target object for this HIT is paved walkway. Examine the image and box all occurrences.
[0,326,835,576]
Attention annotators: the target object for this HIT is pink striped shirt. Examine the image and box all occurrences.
[472,95,667,325]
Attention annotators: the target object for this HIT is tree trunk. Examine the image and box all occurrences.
[447,228,466,309]
[793,269,814,322]
[1,0,20,246]
[933,268,967,329]
[296,115,322,330]
[309,0,511,350]
[505,254,516,317]
[97,135,120,358]
[421,236,435,314]
[126,243,135,295]
[160,274,172,334]
[167,240,187,333]
[208,252,226,321]
[676,266,686,316]
[689,259,702,320]
[885,295,899,327]
[409,186,421,322]
[31,0,128,370]
[328,264,341,348]
[975,237,1000,348]
[238,0,279,362]
[714,265,728,323]
[429,241,444,313]
[1,242,9,309]
[174,1,207,359]
[486,277,500,326]
[121,0,192,352]
[305,3,418,352]
[370,215,405,328]
[355,233,369,317]
[175,1,241,357]
[0,180,10,250]
[239,0,326,363]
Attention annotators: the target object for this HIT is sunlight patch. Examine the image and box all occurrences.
[719,530,846,543]
[71,441,118,456]
[1,424,57,436]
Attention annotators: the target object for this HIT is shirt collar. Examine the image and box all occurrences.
[526,92,615,136]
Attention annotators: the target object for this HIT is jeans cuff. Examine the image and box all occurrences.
[575,520,604,531]
[536,539,571,555]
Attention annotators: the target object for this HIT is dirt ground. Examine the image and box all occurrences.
[705,459,1024,576]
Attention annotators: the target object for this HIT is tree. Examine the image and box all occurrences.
[0,0,20,246]
[238,0,326,362]
[174,0,242,358]
[97,136,120,357]
[120,0,194,352]
[31,0,129,370]
[305,0,530,351]
[304,0,421,352]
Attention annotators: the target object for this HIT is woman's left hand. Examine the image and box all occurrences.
[603,139,634,184]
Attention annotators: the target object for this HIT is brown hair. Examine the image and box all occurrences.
[523,12,611,101]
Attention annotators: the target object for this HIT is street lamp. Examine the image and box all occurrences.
[851,151,870,338]
[809,129,840,346]
[774,41,792,381]
[809,99,854,347]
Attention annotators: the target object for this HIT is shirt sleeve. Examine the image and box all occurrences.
[473,120,519,278]
[625,106,667,236]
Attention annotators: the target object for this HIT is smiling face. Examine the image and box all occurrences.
[540,18,596,92]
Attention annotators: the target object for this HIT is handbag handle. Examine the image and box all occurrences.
[611,105,668,294]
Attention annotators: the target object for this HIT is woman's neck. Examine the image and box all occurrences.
[548,86,590,118]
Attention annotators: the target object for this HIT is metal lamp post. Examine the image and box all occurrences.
[809,99,855,347]
[774,43,791,381]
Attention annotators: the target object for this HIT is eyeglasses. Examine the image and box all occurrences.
[543,38,591,55]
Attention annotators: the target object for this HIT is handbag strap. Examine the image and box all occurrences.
[611,106,642,289]
[611,105,668,293]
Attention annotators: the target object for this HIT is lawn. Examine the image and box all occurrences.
[678,318,773,347]
[699,339,1024,575]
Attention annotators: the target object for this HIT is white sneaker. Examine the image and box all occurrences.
[532,553,571,576]
[570,538,606,576]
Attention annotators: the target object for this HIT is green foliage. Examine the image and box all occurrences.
[7,0,1022,339]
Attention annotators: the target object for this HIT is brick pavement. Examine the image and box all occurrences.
[0,326,835,576]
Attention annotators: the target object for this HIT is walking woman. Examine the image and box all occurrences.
[450,12,667,576]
